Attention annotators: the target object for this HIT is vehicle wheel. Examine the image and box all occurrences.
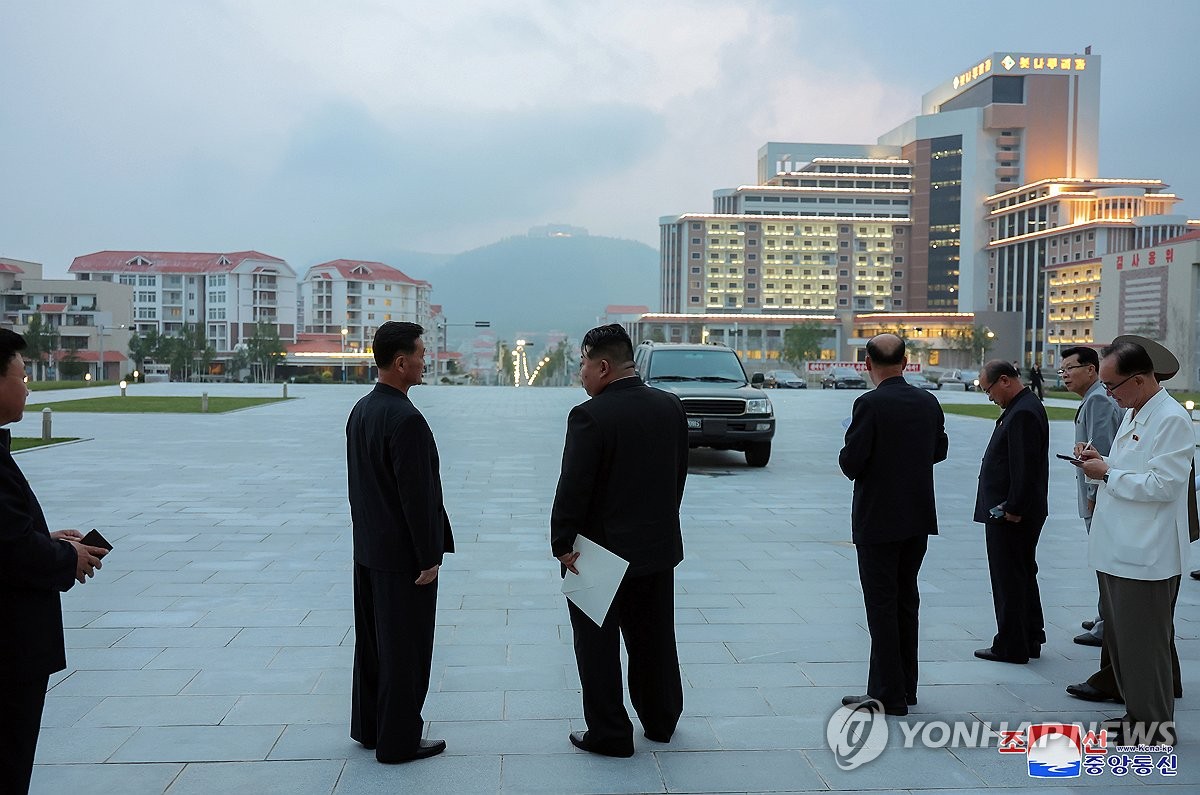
[745,442,771,467]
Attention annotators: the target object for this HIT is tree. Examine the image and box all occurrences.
[22,315,58,380]
[947,325,995,368]
[59,349,88,379]
[244,322,286,382]
[781,321,828,366]
[128,328,162,376]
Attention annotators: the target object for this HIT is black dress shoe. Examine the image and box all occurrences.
[643,730,672,743]
[906,694,918,706]
[1028,646,1041,659]
[569,731,634,758]
[377,739,446,764]
[1191,570,1200,581]
[974,647,1028,664]
[1066,682,1122,703]
[1073,632,1103,647]
[1081,619,1096,631]
[841,694,907,716]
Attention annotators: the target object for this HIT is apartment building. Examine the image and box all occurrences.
[1,257,134,380]
[68,250,297,354]
[299,260,434,351]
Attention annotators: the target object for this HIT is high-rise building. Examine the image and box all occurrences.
[761,50,1102,313]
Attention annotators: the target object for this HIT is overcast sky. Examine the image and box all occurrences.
[3,0,1196,278]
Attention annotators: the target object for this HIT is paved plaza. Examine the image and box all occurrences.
[16,381,1200,793]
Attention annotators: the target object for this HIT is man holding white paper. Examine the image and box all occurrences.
[551,324,689,758]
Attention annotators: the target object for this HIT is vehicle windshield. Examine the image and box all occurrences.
[646,349,747,383]
[774,371,799,380]
[831,368,861,377]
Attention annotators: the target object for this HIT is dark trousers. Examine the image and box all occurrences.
[0,674,48,795]
[351,563,438,762]
[568,567,683,753]
[856,535,928,709]
[985,519,1045,661]
[1087,570,1182,699]
[1099,572,1181,730]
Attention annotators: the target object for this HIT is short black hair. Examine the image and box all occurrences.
[372,322,423,368]
[1100,341,1154,378]
[865,334,905,366]
[1060,346,1099,369]
[0,328,27,374]
[982,359,1019,384]
[581,324,633,364]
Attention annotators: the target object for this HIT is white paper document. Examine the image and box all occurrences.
[560,535,629,627]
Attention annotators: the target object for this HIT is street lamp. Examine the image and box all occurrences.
[340,327,348,383]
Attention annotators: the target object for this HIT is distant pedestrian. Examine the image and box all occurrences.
[347,321,454,764]
[0,328,109,795]
[838,334,947,716]
[1029,365,1044,400]
[973,360,1049,665]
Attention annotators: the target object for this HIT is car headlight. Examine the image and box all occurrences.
[746,398,772,415]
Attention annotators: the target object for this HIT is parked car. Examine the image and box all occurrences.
[634,341,775,467]
[821,367,868,390]
[903,372,938,390]
[937,368,981,391]
[762,369,807,389]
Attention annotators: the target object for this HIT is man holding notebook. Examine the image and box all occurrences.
[550,324,689,758]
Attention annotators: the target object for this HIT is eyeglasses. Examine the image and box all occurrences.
[1101,372,1147,395]
[980,376,1003,396]
[1056,364,1091,376]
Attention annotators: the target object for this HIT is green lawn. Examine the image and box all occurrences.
[942,403,1078,422]
[25,396,289,414]
[10,437,77,451]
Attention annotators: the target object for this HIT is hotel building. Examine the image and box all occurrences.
[985,177,1195,361]
[759,50,1102,313]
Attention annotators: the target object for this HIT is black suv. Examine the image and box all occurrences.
[633,341,775,467]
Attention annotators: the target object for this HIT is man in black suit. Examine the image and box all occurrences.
[0,328,108,794]
[838,334,947,716]
[974,359,1049,664]
[551,324,689,758]
[347,322,454,764]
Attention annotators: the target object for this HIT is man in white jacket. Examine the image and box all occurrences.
[1079,336,1195,746]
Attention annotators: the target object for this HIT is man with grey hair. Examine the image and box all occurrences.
[1079,336,1195,745]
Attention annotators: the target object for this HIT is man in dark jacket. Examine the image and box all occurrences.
[974,359,1049,664]
[838,334,947,716]
[347,322,453,764]
[0,328,108,794]
[551,324,688,758]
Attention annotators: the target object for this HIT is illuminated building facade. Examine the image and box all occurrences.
[659,213,912,317]
[759,50,1102,313]
[985,177,1194,363]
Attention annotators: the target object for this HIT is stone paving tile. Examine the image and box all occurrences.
[108,724,285,762]
[20,383,1199,793]
[29,762,184,795]
[165,759,345,795]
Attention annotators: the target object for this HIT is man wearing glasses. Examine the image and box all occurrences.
[1078,336,1195,746]
[1058,347,1123,651]
[973,360,1049,664]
